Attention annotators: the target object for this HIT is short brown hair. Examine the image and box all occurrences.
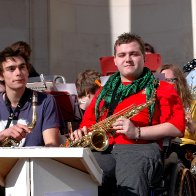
[10,41,31,59]
[114,33,145,56]
[76,69,101,98]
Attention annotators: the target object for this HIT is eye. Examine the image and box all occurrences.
[19,64,27,70]
[117,53,126,58]
[165,78,177,83]
[5,66,16,72]
[131,52,141,56]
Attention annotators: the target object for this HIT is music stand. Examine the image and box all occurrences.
[45,91,83,134]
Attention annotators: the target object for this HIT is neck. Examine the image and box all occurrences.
[5,88,25,107]
[120,73,141,83]
[120,76,136,83]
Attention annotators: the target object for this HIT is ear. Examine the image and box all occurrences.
[113,56,117,67]
[0,75,4,81]
[86,93,91,98]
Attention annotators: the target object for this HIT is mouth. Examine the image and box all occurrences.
[124,64,134,67]
[125,60,134,66]
[14,79,25,83]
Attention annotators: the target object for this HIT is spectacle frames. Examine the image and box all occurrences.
[165,78,177,83]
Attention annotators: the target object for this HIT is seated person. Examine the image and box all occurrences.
[0,76,5,92]
[183,59,196,94]
[70,33,185,195]
[10,41,39,77]
[157,64,196,168]
[144,42,155,54]
[0,47,60,147]
[75,69,101,113]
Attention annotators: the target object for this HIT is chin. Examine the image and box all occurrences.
[14,85,26,89]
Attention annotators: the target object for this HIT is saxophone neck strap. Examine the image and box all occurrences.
[4,88,32,129]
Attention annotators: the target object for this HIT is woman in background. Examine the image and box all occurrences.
[157,64,196,169]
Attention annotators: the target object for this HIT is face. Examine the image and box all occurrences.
[1,56,29,91]
[114,41,145,82]
[78,94,94,110]
[161,69,177,84]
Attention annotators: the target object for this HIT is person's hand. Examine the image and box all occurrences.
[70,126,88,141]
[1,124,31,142]
[112,116,138,139]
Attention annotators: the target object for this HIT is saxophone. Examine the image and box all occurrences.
[64,89,156,151]
[1,91,38,147]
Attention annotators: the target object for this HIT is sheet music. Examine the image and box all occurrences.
[100,76,109,86]
[54,83,78,95]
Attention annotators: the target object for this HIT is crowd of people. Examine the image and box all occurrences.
[0,33,195,196]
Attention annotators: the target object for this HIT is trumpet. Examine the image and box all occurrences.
[64,90,156,151]
[1,91,38,147]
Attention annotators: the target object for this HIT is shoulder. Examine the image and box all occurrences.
[186,69,196,83]
[157,80,178,96]
[0,92,3,99]
[0,92,4,104]
[36,91,54,99]
[156,81,182,106]
[33,90,56,105]
[187,69,196,78]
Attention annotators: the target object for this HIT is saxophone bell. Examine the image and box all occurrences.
[90,129,109,151]
[64,129,109,151]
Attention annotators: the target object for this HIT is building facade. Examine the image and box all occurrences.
[0,0,195,82]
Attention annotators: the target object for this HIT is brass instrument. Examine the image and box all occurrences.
[1,91,38,147]
[64,90,156,151]
[27,91,38,129]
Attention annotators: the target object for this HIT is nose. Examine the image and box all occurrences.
[125,54,132,62]
[15,67,22,75]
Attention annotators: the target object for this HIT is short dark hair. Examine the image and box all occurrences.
[0,47,31,74]
[114,33,145,56]
[10,41,31,59]
[144,43,155,53]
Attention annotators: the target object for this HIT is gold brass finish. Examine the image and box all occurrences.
[65,89,156,151]
[27,91,38,129]
[1,91,38,147]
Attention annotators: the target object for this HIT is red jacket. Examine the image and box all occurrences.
[80,81,185,145]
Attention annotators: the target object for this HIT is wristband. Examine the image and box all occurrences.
[135,127,141,141]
